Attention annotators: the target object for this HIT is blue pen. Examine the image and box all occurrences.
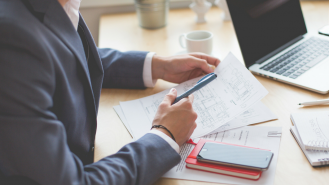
[172,73,217,104]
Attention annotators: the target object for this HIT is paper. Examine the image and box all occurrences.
[291,112,329,150]
[113,105,133,137]
[209,101,277,134]
[114,101,277,138]
[120,53,268,139]
[291,126,329,166]
[113,105,281,185]
[163,126,282,185]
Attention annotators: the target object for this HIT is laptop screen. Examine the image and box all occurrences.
[227,0,307,68]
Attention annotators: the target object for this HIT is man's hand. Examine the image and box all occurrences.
[152,53,220,83]
[152,88,197,146]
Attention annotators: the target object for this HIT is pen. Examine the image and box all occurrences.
[172,73,217,104]
[298,99,329,106]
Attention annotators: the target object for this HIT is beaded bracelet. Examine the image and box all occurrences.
[151,125,176,142]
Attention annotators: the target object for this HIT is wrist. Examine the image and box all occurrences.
[151,125,176,142]
[151,55,166,80]
[152,128,171,137]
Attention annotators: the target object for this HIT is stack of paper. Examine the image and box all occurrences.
[290,126,329,166]
[290,111,329,166]
[113,53,281,185]
[114,101,277,138]
[117,53,276,139]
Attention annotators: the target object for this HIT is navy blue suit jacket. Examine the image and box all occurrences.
[0,0,181,184]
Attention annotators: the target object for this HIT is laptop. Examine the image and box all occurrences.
[226,0,329,94]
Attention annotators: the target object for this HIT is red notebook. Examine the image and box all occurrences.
[185,139,263,180]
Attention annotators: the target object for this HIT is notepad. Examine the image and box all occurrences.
[290,126,329,166]
[291,112,329,150]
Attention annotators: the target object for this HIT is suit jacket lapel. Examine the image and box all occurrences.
[78,16,104,113]
[43,0,92,85]
[78,15,104,74]
[27,0,97,112]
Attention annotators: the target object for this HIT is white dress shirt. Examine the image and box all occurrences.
[63,0,179,153]
[63,0,81,30]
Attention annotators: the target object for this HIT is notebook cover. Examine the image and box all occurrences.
[290,126,327,167]
[290,112,329,150]
[185,139,264,180]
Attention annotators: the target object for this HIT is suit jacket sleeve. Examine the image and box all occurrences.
[98,48,148,89]
[0,21,180,185]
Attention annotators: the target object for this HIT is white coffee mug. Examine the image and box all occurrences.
[179,30,213,55]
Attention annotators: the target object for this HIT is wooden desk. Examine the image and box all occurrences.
[97,2,329,185]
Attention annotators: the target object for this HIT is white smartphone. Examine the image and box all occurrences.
[197,142,273,171]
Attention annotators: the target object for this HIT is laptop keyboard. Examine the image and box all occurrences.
[260,37,329,79]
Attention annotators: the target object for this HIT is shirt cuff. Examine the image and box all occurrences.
[142,52,158,87]
[149,130,180,153]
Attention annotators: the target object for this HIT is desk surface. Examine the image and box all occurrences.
[97,2,329,185]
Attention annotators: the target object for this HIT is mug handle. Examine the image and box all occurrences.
[179,34,186,48]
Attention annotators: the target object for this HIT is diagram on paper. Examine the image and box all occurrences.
[218,65,253,103]
[134,52,268,138]
[209,101,277,134]
[140,91,167,123]
[140,83,230,131]
[183,82,230,129]
[210,108,257,133]
[235,108,258,123]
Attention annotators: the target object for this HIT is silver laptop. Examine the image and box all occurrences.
[227,0,329,94]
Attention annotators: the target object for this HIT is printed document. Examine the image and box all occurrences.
[120,53,268,139]
[113,105,132,137]
[114,101,277,137]
[209,101,277,134]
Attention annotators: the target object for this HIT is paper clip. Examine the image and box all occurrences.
[268,131,282,137]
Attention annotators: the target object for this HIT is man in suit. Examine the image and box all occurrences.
[0,0,220,184]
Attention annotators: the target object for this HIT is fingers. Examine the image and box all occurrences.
[187,94,194,103]
[162,88,177,105]
[189,69,204,79]
[192,58,214,74]
[185,122,197,142]
[174,94,194,109]
[164,89,194,106]
[189,53,221,67]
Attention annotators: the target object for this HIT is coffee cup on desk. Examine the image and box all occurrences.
[179,30,213,55]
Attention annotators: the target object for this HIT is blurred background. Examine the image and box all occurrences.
[80,0,326,46]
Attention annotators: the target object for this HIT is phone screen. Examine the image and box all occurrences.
[197,142,273,170]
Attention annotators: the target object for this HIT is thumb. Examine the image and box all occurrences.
[162,88,177,105]
[187,94,194,104]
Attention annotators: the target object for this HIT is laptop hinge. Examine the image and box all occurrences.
[255,35,305,65]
